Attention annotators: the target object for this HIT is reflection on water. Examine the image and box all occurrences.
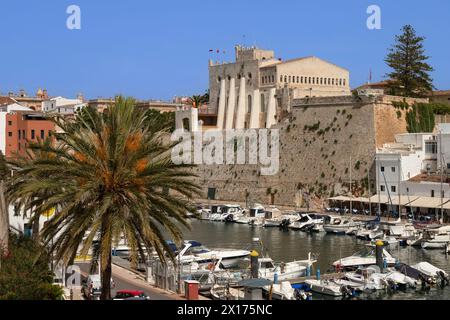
[182,220,450,300]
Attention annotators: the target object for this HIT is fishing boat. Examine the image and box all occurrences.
[332,245,396,270]
[323,215,357,234]
[289,213,324,231]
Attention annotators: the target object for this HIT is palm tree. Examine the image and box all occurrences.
[0,151,9,257]
[7,97,200,299]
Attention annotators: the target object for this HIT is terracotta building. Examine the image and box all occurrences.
[0,103,55,158]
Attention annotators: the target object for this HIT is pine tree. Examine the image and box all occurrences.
[385,25,434,97]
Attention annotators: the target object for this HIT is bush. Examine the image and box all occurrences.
[0,234,64,300]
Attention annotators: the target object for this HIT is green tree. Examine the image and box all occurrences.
[0,234,63,300]
[7,96,200,299]
[143,109,175,133]
[385,25,434,97]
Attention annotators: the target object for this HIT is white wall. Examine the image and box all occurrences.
[0,112,6,155]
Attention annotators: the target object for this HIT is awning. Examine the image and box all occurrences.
[405,197,450,208]
[389,196,419,206]
[368,194,390,204]
[328,196,352,201]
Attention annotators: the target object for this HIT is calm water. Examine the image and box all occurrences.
[182,220,450,300]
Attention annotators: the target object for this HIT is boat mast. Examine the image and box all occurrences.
[440,130,444,224]
[368,166,372,216]
[350,156,352,215]
[377,156,381,218]
[398,157,401,220]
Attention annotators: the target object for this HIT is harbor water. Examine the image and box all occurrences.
[182,219,450,300]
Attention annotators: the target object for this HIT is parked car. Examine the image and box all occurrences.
[113,290,150,300]
[82,274,115,300]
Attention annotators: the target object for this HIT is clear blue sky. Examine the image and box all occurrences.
[1,0,449,100]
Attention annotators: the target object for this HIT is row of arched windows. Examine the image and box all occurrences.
[278,75,346,87]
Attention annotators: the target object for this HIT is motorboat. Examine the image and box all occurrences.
[263,208,289,228]
[221,204,245,222]
[406,233,423,246]
[201,205,223,221]
[371,235,399,249]
[356,223,384,241]
[263,281,309,300]
[255,253,316,281]
[289,213,324,231]
[421,233,450,249]
[323,215,357,234]
[304,279,343,297]
[173,240,250,268]
[333,245,396,270]
[310,222,325,233]
[411,262,449,281]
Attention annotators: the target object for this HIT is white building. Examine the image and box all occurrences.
[375,131,450,218]
[42,96,87,115]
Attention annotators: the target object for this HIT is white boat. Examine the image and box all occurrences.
[220,204,245,222]
[175,240,250,268]
[323,215,357,234]
[263,209,292,228]
[289,213,324,231]
[356,224,384,240]
[411,262,449,279]
[406,233,423,246]
[421,233,450,249]
[263,281,306,300]
[304,279,343,296]
[311,223,325,233]
[371,235,399,249]
[257,253,316,281]
[333,246,396,270]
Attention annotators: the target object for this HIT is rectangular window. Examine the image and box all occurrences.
[380,166,385,172]
[8,121,12,126]
[8,132,12,137]
[31,130,35,139]
[18,130,21,139]
[425,141,437,154]
[391,167,396,173]
[40,130,45,139]
[431,190,435,197]
[22,130,25,138]
[391,186,396,192]
[380,185,385,192]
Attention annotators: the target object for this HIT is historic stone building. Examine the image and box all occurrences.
[207,46,350,130]
[178,46,428,208]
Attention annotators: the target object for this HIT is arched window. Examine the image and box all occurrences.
[320,78,323,85]
[284,76,287,83]
[339,79,342,86]
[261,93,266,112]
[343,79,346,86]
[218,76,222,82]
[312,77,315,84]
[309,77,312,84]
[248,72,252,79]
[297,76,299,83]
[288,76,291,83]
[271,75,274,83]
[247,94,252,114]
[301,76,303,83]
[280,75,283,82]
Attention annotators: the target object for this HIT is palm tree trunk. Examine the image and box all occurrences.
[100,219,112,300]
[0,180,9,255]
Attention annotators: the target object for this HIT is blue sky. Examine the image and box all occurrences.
[1,0,449,100]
